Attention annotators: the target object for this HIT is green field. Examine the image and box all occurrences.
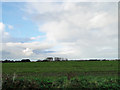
[2,61,120,89]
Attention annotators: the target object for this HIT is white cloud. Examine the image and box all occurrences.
[2,0,120,2]
[0,22,55,59]
[2,41,55,59]
[8,25,14,30]
[23,48,33,56]
[23,2,118,59]
[0,22,5,32]
[0,22,10,42]
[22,16,28,20]
[0,22,32,43]
[30,36,41,40]
[6,41,54,50]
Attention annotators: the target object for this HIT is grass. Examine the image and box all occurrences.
[2,60,120,89]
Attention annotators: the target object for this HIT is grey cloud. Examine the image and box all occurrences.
[1,41,55,59]
[33,49,56,54]
[2,36,32,43]
[2,51,10,56]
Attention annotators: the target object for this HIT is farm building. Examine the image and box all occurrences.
[54,57,61,61]
[45,57,53,61]
[43,57,68,61]
[54,57,68,61]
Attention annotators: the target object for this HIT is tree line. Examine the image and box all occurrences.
[1,58,119,63]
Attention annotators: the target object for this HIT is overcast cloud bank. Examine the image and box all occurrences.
[1,2,118,60]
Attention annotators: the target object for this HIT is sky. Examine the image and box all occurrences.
[0,1,118,60]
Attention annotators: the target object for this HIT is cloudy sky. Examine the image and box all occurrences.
[0,1,118,60]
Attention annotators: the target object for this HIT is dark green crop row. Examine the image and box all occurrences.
[2,75,120,89]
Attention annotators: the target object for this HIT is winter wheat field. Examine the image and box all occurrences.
[2,60,120,89]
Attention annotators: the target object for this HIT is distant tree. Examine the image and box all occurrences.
[36,60,42,62]
[14,60,21,63]
[2,60,14,63]
[102,59,106,61]
[42,60,49,62]
[21,59,31,62]
[65,58,68,61]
